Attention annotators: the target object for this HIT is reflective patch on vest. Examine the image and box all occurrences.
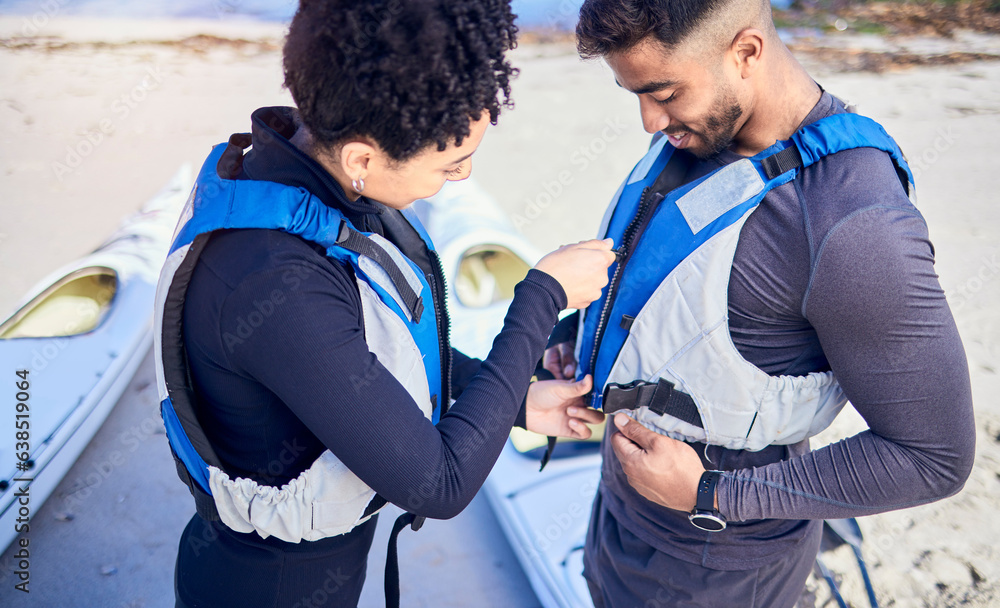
[626,136,670,185]
[676,159,765,234]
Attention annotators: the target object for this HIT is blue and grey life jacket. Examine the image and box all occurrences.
[154,140,448,542]
[576,113,915,451]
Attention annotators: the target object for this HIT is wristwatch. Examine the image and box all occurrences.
[689,470,726,532]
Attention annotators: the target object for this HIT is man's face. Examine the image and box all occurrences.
[606,37,744,159]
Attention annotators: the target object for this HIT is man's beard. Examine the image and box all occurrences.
[699,97,743,159]
[666,88,743,160]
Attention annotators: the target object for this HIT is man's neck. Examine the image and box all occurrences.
[730,47,822,157]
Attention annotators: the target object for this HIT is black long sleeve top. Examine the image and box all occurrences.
[183,108,566,521]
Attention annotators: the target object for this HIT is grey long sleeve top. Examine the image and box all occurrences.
[599,91,975,570]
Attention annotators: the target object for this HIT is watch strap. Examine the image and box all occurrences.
[695,470,721,512]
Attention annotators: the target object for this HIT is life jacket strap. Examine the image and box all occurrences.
[538,436,559,472]
[385,512,425,608]
[602,378,704,429]
[761,145,804,180]
[335,221,425,322]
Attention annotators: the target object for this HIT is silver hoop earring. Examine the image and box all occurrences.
[352,177,365,194]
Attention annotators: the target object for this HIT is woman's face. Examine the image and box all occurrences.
[355,114,491,209]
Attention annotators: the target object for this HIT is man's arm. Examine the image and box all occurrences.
[719,206,975,521]
[610,205,975,519]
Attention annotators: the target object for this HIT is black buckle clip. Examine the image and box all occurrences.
[602,379,653,414]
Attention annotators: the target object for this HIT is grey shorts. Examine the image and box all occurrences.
[583,490,822,608]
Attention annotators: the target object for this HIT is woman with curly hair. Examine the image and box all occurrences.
[158,1,614,607]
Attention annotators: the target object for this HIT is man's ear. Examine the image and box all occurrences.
[339,140,376,182]
[731,28,765,79]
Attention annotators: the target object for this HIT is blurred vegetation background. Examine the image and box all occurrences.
[774,0,1000,35]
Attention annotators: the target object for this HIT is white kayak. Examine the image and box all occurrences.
[0,167,190,553]
[418,180,600,608]
[413,178,541,358]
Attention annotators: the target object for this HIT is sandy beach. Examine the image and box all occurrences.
[1,13,999,608]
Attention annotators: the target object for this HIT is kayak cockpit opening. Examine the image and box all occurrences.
[510,421,607,461]
[454,245,532,309]
[452,244,604,460]
[0,267,118,339]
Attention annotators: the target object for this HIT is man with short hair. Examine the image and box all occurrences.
[543,1,976,605]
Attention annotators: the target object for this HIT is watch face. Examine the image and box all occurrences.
[689,512,726,532]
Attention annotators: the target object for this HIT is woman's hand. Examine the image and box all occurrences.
[525,375,605,439]
[534,239,616,310]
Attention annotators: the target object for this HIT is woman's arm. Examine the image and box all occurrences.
[450,349,483,399]
[221,258,566,519]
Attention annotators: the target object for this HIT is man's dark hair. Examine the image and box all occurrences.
[284,0,518,161]
[576,0,770,59]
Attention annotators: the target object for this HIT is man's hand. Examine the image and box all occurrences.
[610,413,707,512]
[526,375,605,439]
[543,342,577,380]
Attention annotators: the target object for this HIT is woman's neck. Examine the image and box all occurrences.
[289,125,361,202]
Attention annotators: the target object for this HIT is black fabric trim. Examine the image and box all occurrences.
[649,150,695,196]
[514,398,528,430]
[162,233,225,473]
[335,222,425,323]
[761,145,804,181]
[361,494,388,520]
[217,133,252,180]
[170,445,221,521]
[161,232,230,520]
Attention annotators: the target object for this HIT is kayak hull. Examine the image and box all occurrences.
[0,168,190,553]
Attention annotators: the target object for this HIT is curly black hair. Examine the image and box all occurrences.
[283,0,518,162]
